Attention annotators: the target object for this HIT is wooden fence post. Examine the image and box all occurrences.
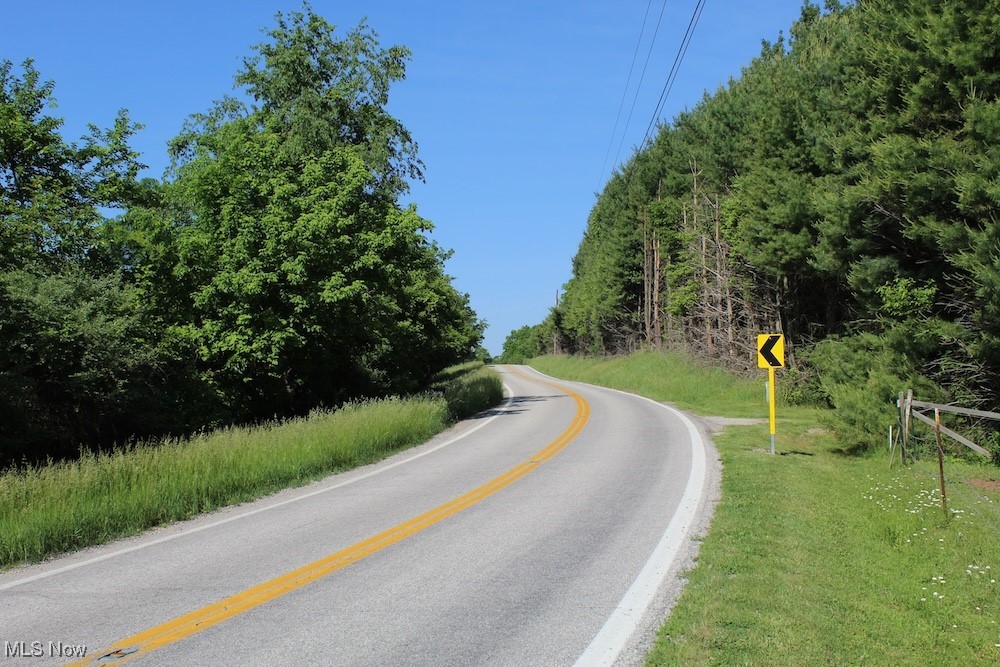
[934,409,948,520]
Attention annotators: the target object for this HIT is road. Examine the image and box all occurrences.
[0,365,717,666]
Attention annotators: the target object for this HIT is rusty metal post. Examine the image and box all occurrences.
[888,424,894,468]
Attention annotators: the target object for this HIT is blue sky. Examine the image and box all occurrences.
[3,1,807,355]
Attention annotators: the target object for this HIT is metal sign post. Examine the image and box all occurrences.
[757,334,785,455]
[768,367,777,454]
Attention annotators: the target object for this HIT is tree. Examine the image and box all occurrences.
[0,59,182,464]
[543,0,1000,451]
[1,7,485,463]
[127,5,481,418]
[1,59,143,272]
[499,324,547,364]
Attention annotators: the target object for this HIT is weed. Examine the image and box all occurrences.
[0,363,503,568]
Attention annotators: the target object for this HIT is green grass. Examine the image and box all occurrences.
[0,362,503,569]
[530,349,761,417]
[529,352,1000,666]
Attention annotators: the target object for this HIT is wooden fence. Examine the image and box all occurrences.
[895,389,997,460]
[894,390,999,517]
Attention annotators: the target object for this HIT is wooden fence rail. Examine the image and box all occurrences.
[896,389,997,459]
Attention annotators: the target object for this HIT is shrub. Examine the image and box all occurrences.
[430,361,504,420]
[803,333,944,452]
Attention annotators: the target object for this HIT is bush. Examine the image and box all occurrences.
[802,333,944,452]
[430,361,504,420]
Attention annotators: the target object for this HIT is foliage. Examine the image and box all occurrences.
[0,5,484,465]
[0,268,209,463]
[135,6,483,418]
[513,0,1000,453]
[1,59,144,272]
[499,324,548,364]
[803,333,937,450]
[0,361,502,567]
[0,58,188,465]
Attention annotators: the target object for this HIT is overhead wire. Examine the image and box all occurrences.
[609,0,671,180]
[596,0,657,192]
[638,0,708,150]
[596,0,709,192]
[597,0,673,191]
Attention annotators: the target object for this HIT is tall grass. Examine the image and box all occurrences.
[529,351,1000,665]
[1,363,503,568]
[432,360,505,420]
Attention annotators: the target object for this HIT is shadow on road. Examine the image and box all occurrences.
[469,394,558,419]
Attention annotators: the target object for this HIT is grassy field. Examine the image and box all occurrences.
[0,362,503,569]
[530,352,1000,666]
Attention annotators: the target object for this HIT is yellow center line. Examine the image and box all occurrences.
[71,367,589,666]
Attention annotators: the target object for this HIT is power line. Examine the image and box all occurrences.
[597,0,671,191]
[638,0,707,151]
[596,0,656,192]
[611,0,671,178]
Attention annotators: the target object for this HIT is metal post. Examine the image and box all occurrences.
[768,367,776,455]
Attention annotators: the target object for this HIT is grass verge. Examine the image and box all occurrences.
[0,362,503,569]
[529,352,1000,665]
[530,349,760,417]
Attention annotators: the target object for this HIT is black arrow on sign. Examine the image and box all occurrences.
[760,335,782,367]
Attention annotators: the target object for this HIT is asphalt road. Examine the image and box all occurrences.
[0,365,718,666]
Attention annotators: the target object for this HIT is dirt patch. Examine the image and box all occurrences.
[969,478,1000,492]
[699,416,767,434]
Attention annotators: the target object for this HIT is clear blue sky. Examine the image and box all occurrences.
[3,1,807,355]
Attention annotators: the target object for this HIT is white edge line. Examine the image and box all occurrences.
[517,366,709,667]
[0,385,516,591]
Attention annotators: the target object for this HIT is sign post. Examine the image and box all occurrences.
[757,334,785,454]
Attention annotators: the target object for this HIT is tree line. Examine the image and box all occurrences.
[1,7,483,467]
[502,0,1000,452]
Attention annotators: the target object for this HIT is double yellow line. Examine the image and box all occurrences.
[73,368,589,666]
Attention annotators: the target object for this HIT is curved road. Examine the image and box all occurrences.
[0,365,717,666]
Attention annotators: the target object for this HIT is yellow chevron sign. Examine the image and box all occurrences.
[757,334,784,369]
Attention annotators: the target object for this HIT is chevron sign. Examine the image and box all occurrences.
[757,334,785,369]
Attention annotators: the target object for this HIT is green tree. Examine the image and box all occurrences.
[1,59,143,272]
[0,268,194,463]
[129,5,481,417]
[546,0,1000,451]
[499,325,543,364]
[0,59,184,464]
